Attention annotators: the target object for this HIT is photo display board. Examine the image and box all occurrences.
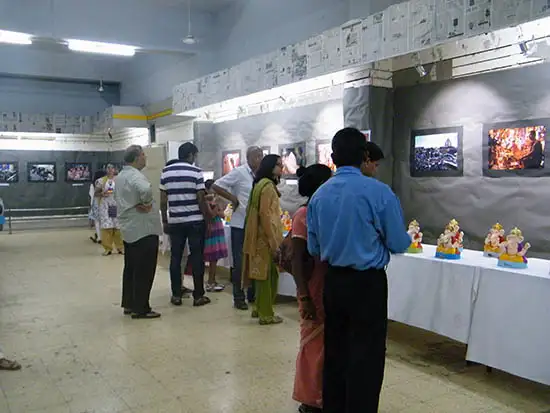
[410,126,464,177]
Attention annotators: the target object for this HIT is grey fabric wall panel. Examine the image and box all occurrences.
[0,150,123,211]
[343,85,394,186]
[393,63,550,255]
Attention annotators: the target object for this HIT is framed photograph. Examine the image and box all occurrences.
[27,162,57,182]
[279,143,306,177]
[316,140,336,171]
[410,127,464,177]
[97,162,122,173]
[261,146,271,156]
[65,162,92,182]
[0,162,18,183]
[483,119,550,177]
[222,150,241,176]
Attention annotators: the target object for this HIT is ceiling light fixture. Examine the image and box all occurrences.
[415,64,428,77]
[0,30,33,45]
[67,39,137,57]
[182,0,197,45]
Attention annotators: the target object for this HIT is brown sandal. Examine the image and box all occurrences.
[0,358,21,371]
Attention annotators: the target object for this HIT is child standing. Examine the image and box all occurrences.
[204,180,228,292]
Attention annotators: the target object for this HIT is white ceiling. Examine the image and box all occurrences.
[146,0,239,13]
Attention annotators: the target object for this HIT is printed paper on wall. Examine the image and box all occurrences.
[362,12,385,64]
[307,35,324,78]
[262,51,279,90]
[341,20,363,68]
[410,0,436,51]
[278,45,293,87]
[465,0,492,36]
[492,0,531,28]
[291,41,309,82]
[322,27,342,73]
[435,0,466,41]
[384,2,411,58]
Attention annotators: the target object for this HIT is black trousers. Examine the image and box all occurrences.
[121,235,159,315]
[169,221,206,300]
[323,266,388,413]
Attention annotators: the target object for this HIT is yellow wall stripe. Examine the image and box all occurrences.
[112,109,173,122]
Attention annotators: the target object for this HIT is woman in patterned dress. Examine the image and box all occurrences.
[204,179,228,292]
[95,164,124,256]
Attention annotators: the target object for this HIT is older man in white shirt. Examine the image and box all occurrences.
[212,146,263,310]
[115,145,162,319]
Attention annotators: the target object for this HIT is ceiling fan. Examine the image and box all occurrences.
[182,0,197,45]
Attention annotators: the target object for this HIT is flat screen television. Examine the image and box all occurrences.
[27,162,56,182]
[0,162,18,183]
[410,127,463,177]
[483,119,550,177]
[65,162,92,182]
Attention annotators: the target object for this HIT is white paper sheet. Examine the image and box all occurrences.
[262,51,279,90]
[278,45,293,87]
[492,0,531,28]
[435,0,466,41]
[229,66,242,99]
[362,12,385,64]
[307,35,324,78]
[341,20,363,68]
[291,41,308,82]
[322,27,342,73]
[465,0,492,36]
[384,2,411,58]
[410,0,436,51]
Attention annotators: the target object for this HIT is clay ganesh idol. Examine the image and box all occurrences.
[483,223,505,258]
[498,227,531,269]
[406,219,423,253]
[435,219,464,260]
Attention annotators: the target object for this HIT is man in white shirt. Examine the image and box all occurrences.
[212,146,264,310]
[160,143,212,307]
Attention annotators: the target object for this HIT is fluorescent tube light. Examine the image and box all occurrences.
[67,39,136,56]
[0,30,32,45]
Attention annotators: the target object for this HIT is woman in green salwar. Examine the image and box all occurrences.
[242,154,284,325]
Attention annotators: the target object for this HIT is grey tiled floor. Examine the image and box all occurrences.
[0,228,549,412]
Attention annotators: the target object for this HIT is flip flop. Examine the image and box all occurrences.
[0,358,21,371]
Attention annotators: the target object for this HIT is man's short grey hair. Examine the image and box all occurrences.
[246,146,262,158]
[124,145,143,164]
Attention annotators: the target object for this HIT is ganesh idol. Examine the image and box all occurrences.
[498,227,531,269]
[435,219,463,260]
[483,223,505,258]
[406,219,423,253]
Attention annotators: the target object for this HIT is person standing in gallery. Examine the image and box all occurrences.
[522,130,544,169]
[307,128,411,413]
[115,145,162,319]
[211,146,264,310]
[242,154,284,325]
[95,164,124,255]
[89,170,106,244]
[160,142,213,307]
[362,141,385,177]
[291,164,332,413]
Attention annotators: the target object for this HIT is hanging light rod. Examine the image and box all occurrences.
[66,39,137,57]
[0,30,33,45]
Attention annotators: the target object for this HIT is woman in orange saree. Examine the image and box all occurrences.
[291,164,332,413]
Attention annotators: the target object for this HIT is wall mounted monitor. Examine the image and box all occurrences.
[27,162,56,182]
[410,127,464,177]
[222,150,241,176]
[279,142,306,177]
[98,162,123,173]
[65,162,92,182]
[0,162,18,183]
[483,119,550,177]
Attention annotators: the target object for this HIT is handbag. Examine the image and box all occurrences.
[107,205,118,218]
[277,230,294,274]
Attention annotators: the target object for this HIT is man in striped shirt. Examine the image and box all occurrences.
[160,142,212,307]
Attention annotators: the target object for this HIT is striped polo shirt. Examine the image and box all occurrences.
[159,161,205,224]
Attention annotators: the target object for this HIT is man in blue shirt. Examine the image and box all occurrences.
[307,128,411,413]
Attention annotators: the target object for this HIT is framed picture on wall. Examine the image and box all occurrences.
[482,119,550,177]
[222,150,241,176]
[410,127,464,177]
[97,162,123,173]
[279,143,306,177]
[0,162,18,183]
[261,146,271,156]
[27,162,57,182]
[316,140,336,172]
[65,162,92,182]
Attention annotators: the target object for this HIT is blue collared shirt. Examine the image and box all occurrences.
[307,166,411,270]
